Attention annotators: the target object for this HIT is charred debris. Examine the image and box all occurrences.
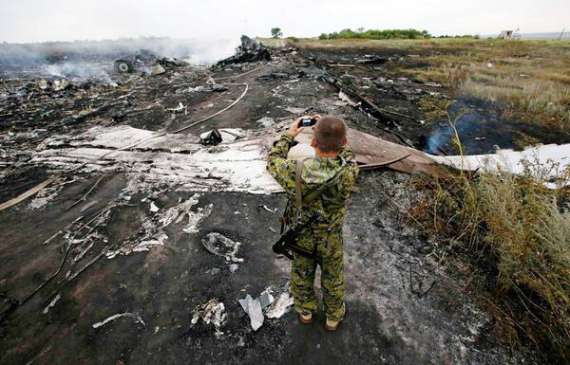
[0,36,542,364]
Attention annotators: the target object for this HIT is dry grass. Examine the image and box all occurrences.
[397,40,570,129]
[410,158,570,360]
[294,38,570,129]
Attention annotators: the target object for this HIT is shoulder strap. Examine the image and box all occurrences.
[295,159,305,211]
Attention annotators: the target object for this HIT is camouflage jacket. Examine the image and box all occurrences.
[267,133,359,231]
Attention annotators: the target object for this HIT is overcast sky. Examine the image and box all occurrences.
[1,0,568,43]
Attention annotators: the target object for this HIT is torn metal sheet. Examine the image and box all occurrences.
[259,288,275,309]
[266,291,294,319]
[191,298,227,337]
[432,143,570,188]
[27,124,440,198]
[201,232,243,263]
[32,126,281,194]
[239,294,264,331]
[295,127,442,176]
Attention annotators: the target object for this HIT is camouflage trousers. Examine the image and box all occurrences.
[291,227,345,322]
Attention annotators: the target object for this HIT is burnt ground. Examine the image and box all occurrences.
[0,44,542,364]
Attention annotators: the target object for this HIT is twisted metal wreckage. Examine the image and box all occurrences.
[1,37,569,342]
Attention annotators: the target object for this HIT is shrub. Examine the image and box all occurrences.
[271,27,283,39]
[319,28,431,40]
[412,161,570,361]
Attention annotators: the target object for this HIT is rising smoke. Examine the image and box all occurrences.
[0,37,239,83]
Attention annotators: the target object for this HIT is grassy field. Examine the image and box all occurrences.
[290,38,570,130]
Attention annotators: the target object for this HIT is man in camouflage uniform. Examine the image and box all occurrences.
[267,115,359,331]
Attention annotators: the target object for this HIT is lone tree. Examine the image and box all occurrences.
[271,27,283,39]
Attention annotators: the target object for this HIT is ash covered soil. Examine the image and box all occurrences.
[0,43,540,364]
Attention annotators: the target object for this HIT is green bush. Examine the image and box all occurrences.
[319,28,431,40]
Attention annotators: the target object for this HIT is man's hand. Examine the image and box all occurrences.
[287,115,322,137]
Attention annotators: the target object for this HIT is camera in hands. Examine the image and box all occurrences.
[298,117,317,128]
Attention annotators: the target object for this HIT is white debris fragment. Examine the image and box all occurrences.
[106,194,213,259]
[28,183,62,210]
[266,292,294,319]
[80,200,99,212]
[191,298,227,337]
[183,204,213,234]
[53,78,70,91]
[134,232,169,252]
[229,264,239,273]
[432,144,570,188]
[92,312,146,329]
[157,194,213,234]
[167,102,186,113]
[150,64,166,75]
[256,117,275,128]
[284,106,308,115]
[32,125,283,194]
[338,91,360,107]
[42,293,61,314]
[150,201,160,213]
[239,294,264,331]
[188,85,205,93]
[201,232,243,262]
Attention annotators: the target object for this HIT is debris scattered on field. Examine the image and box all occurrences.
[238,288,278,331]
[191,298,227,337]
[159,194,213,234]
[92,312,146,329]
[42,293,61,314]
[206,77,228,92]
[27,181,62,210]
[356,55,388,65]
[201,232,243,263]
[107,194,212,259]
[256,117,275,128]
